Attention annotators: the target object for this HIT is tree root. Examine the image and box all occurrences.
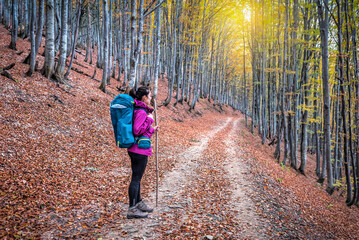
[1,63,17,82]
[1,70,17,82]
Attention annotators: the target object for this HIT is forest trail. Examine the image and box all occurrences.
[105,117,268,239]
[224,119,267,238]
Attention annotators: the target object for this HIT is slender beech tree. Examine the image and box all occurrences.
[85,0,92,63]
[24,0,44,65]
[281,0,289,165]
[317,0,333,193]
[54,0,69,83]
[25,0,36,76]
[127,0,137,91]
[2,0,10,28]
[107,0,113,83]
[299,1,313,175]
[334,0,352,203]
[152,3,161,103]
[350,0,359,206]
[64,0,82,79]
[99,0,109,92]
[164,0,180,106]
[41,0,56,79]
[290,0,299,169]
[9,0,18,50]
[344,0,358,205]
[121,0,129,87]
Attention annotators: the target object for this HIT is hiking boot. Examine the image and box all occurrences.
[127,206,148,219]
[137,200,154,213]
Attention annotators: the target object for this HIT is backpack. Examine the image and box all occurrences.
[110,94,149,148]
[110,94,136,148]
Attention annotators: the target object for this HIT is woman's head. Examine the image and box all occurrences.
[129,86,151,106]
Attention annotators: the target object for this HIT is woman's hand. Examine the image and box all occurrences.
[148,113,154,120]
[153,126,160,132]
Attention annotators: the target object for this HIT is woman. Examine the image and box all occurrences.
[127,86,159,219]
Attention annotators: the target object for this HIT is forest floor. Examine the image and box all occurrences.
[1,24,359,239]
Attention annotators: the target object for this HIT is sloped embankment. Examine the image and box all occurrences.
[0,24,236,239]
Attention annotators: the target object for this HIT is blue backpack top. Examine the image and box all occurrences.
[110,94,136,148]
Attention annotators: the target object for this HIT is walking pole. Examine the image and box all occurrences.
[154,99,159,207]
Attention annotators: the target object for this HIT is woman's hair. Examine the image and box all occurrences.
[129,86,150,101]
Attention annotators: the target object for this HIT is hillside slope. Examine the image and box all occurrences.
[0,24,235,238]
[1,24,359,239]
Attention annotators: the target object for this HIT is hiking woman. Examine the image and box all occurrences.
[127,86,159,219]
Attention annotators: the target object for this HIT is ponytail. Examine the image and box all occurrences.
[129,88,137,99]
[129,86,150,101]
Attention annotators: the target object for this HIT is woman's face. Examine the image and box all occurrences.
[142,91,152,106]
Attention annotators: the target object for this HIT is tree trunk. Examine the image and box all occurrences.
[121,0,129,86]
[53,0,68,83]
[190,0,207,110]
[116,0,122,81]
[243,35,248,127]
[333,80,340,181]
[290,0,299,169]
[25,0,36,76]
[64,0,81,79]
[99,0,109,92]
[350,0,359,206]
[316,0,333,193]
[334,0,352,203]
[9,0,18,50]
[127,0,137,91]
[281,0,289,166]
[67,0,73,57]
[23,0,29,38]
[344,0,357,205]
[107,0,113,83]
[85,0,91,62]
[299,0,312,175]
[2,0,10,28]
[152,4,161,104]
[41,0,55,79]
[164,0,179,106]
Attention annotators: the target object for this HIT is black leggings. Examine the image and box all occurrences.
[128,151,148,207]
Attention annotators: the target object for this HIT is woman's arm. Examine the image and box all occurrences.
[133,110,155,136]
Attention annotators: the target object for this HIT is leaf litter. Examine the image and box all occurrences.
[1,24,359,239]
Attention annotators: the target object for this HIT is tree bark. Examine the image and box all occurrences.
[107,0,113,83]
[85,0,92,63]
[281,0,289,166]
[344,0,357,205]
[316,0,333,193]
[41,0,55,79]
[53,0,68,83]
[127,0,137,91]
[121,0,129,86]
[26,0,36,76]
[350,0,359,206]
[99,0,109,92]
[152,4,161,104]
[9,0,18,50]
[64,0,82,79]
[333,0,351,202]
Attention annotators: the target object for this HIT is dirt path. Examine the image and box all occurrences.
[103,117,270,239]
[224,119,267,239]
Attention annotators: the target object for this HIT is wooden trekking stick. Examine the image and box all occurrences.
[154,99,159,207]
